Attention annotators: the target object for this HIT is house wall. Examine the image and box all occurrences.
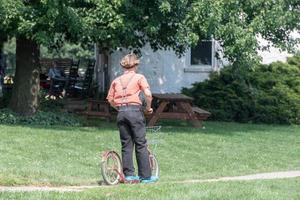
[108,44,220,93]
[105,32,300,93]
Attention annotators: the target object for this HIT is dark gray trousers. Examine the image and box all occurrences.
[117,106,151,179]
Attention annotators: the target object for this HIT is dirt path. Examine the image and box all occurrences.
[174,170,300,184]
[0,170,299,192]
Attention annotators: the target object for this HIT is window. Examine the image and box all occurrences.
[190,41,212,66]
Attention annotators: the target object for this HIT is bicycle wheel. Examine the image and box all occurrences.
[149,153,159,177]
[101,151,122,185]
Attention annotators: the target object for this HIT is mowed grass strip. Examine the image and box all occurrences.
[0,178,299,200]
[0,122,299,186]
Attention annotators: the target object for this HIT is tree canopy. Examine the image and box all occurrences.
[187,0,300,65]
[0,0,299,115]
[1,0,299,64]
[0,0,194,53]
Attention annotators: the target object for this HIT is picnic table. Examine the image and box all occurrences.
[147,93,210,127]
[83,99,113,121]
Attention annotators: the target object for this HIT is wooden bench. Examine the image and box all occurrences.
[192,106,211,120]
[83,99,112,121]
[40,58,80,96]
[83,96,211,125]
[148,93,209,127]
[40,58,78,75]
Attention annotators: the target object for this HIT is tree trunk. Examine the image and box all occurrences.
[0,41,4,98]
[0,41,4,69]
[9,37,40,116]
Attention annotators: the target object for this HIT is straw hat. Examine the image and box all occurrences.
[120,53,140,69]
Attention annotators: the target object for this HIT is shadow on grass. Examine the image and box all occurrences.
[2,120,118,133]
[156,120,297,136]
[2,118,297,137]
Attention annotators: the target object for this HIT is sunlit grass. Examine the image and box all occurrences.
[0,121,299,186]
[0,178,300,200]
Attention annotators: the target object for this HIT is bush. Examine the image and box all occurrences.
[0,88,64,111]
[0,88,84,126]
[0,108,82,126]
[39,89,65,112]
[182,55,300,124]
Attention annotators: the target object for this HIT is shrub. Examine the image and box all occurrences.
[182,55,300,124]
[39,89,65,112]
[0,88,84,126]
[0,108,82,126]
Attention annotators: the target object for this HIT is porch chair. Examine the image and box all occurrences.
[66,60,80,97]
[74,59,95,98]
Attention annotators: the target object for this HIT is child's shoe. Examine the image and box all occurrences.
[125,176,140,181]
[140,176,159,183]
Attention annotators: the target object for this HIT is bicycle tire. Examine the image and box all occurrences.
[101,151,122,185]
[149,154,159,177]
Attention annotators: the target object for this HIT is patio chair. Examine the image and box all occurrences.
[49,78,67,97]
[74,59,95,98]
[66,60,80,97]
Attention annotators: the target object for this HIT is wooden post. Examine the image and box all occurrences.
[95,45,109,99]
[180,102,202,127]
[148,101,169,126]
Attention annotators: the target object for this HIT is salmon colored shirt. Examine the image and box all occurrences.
[106,71,150,106]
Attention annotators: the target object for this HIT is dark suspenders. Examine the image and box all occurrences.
[119,74,136,105]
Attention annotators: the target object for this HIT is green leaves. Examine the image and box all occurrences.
[159,0,171,14]
[182,54,300,124]
[187,0,300,66]
[0,0,299,66]
[0,108,82,126]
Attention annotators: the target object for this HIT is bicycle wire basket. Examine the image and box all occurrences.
[146,126,162,153]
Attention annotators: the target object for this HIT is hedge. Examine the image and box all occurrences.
[182,55,300,124]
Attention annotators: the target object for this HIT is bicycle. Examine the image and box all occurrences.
[100,126,161,185]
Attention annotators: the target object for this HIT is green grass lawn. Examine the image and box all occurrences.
[0,121,299,187]
[0,178,300,200]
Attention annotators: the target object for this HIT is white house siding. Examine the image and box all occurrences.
[108,44,218,93]
[104,32,299,93]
